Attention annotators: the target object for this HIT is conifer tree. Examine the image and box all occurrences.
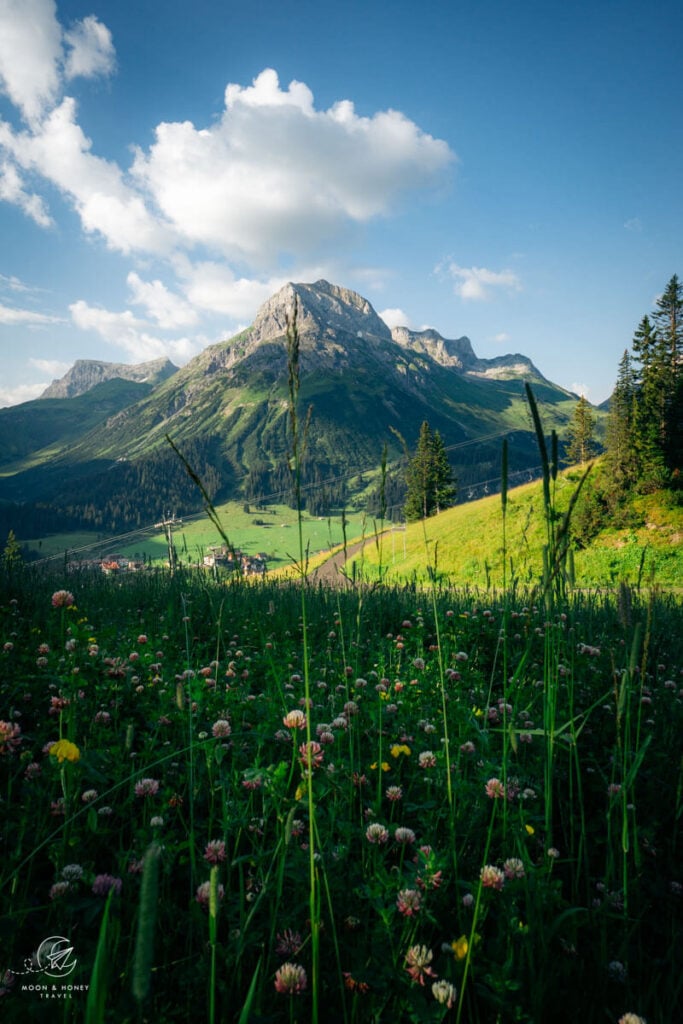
[566,394,595,465]
[432,428,457,513]
[652,274,683,371]
[604,349,639,492]
[651,274,683,478]
[404,422,456,521]
[631,315,668,490]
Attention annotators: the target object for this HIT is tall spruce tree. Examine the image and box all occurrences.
[604,349,639,493]
[652,274,683,478]
[404,422,456,521]
[566,394,595,465]
[631,314,668,490]
[432,428,457,513]
[652,274,683,371]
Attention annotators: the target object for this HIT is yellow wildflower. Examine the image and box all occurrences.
[451,935,468,960]
[49,739,80,763]
[472,706,484,719]
[525,824,535,835]
[390,744,411,758]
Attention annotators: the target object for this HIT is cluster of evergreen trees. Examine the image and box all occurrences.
[1,439,228,538]
[606,274,682,493]
[245,454,350,515]
[399,275,681,532]
[573,274,682,543]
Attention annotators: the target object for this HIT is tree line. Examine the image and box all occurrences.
[397,274,681,532]
[606,274,682,491]
[573,273,682,542]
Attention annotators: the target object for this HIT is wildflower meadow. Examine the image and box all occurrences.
[0,556,681,1024]
[1,352,681,1024]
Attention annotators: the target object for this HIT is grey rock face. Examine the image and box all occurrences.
[40,358,178,399]
[391,325,547,383]
[249,280,393,345]
[391,326,478,369]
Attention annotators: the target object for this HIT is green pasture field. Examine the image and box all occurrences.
[21,503,369,570]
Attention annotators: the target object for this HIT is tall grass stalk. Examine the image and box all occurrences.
[208,864,219,1024]
[85,888,118,1024]
[419,515,458,891]
[285,299,320,1024]
[181,594,197,898]
[524,383,592,607]
[500,439,510,842]
[455,801,499,1024]
[132,842,161,1005]
[524,384,593,845]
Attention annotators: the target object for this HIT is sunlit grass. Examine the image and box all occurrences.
[350,469,683,589]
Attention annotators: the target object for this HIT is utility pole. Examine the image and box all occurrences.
[154,511,182,573]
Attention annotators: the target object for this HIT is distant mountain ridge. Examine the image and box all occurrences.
[0,279,583,535]
[390,324,548,382]
[40,357,178,399]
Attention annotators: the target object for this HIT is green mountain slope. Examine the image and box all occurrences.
[346,465,682,588]
[0,280,590,533]
[0,378,155,474]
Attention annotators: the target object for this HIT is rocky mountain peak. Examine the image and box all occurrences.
[391,326,478,369]
[40,357,178,400]
[249,279,393,346]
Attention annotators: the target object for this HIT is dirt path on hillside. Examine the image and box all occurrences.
[309,536,377,586]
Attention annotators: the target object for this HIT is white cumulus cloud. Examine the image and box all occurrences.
[0,381,49,407]
[439,262,521,301]
[1,98,173,253]
[127,272,199,329]
[571,381,590,399]
[69,299,202,364]
[0,2,116,124]
[0,301,62,325]
[0,6,457,353]
[0,0,62,123]
[379,307,412,330]
[64,15,116,81]
[175,259,286,319]
[29,357,71,377]
[131,67,454,262]
[0,159,53,226]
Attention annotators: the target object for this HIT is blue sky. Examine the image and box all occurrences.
[0,0,681,407]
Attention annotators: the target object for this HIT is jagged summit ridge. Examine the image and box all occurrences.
[246,279,550,384]
[40,357,178,400]
[391,325,478,370]
[390,324,548,382]
[249,279,392,345]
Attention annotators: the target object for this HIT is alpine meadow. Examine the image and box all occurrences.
[1,278,682,1024]
[1,2,682,1022]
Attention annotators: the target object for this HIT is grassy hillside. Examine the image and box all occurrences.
[0,378,153,474]
[19,469,681,587]
[338,468,683,589]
